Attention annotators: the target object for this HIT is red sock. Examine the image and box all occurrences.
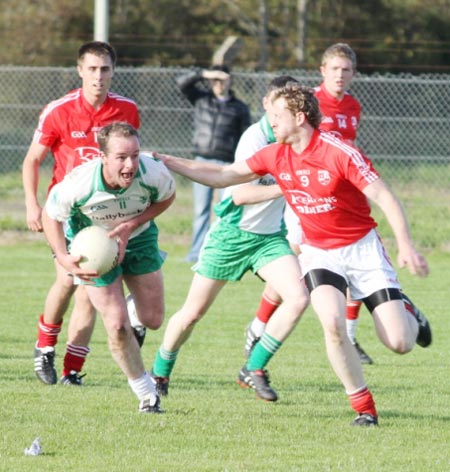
[256,294,280,323]
[62,343,90,376]
[37,314,62,348]
[348,386,377,417]
[346,300,362,321]
[402,298,415,317]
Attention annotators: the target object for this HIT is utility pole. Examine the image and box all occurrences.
[258,0,269,71]
[94,0,109,42]
[296,0,308,65]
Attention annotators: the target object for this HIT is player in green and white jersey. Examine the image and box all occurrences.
[150,77,310,402]
[43,122,175,413]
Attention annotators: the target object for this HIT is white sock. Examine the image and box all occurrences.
[128,371,157,403]
[250,318,266,338]
[346,318,358,344]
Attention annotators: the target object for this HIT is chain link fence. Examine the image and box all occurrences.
[0,67,449,250]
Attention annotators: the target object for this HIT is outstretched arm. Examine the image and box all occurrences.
[363,179,429,277]
[231,183,283,205]
[154,152,259,188]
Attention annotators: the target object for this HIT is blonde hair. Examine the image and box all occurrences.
[321,43,357,69]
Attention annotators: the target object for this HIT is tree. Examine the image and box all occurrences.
[1,0,450,73]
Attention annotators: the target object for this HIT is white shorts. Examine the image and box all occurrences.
[299,229,400,300]
[284,205,303,245]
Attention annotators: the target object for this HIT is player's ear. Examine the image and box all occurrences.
[296,111,306,126]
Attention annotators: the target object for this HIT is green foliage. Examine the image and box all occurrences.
[0,241,449,471]
[1,0,450,71]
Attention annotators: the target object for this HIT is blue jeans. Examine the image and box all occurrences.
[186,156,228,262]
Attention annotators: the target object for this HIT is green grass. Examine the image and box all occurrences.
[0,237,449,471]
[1,167,449,470]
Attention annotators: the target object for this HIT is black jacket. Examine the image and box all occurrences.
[177,70,251,163]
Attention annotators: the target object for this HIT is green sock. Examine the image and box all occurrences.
[152,346,179,377]
[247,332,282,371]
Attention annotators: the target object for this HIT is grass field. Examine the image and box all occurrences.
[1,169,449,470]
[0,234,449,471]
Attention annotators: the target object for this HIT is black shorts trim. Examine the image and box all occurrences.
[304,269,347,296]
[362,288,402,314]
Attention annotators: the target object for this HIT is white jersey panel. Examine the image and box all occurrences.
[46,154,175,239]
[219,122,286,235]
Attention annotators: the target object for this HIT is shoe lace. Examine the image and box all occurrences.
[41,352,55,368]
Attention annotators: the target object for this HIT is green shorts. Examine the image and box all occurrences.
[194,220,293,281]
[85,223,164,287]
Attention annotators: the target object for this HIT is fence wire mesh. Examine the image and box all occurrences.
[0,67,448,249]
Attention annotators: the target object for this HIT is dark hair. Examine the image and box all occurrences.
[78,41,117,67]
[98,122,139,154]
[272,83,322,129]
[267,75,299,93]
[210,64,230,74]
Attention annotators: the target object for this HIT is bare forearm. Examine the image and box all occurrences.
[154,152,255,188]
[41,209,68,259]
[371,186,412,247]
[156,153,224,186]
[22,160,40,207]
[364,179,428,276]
[232,184,283,205]
[108,193,176,243]
[121,194,175,233]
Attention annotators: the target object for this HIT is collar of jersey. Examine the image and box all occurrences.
[259,114,276,144]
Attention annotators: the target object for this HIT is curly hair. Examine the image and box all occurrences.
[271,83,322,129]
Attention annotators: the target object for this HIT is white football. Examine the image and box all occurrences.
[70,226,119,276]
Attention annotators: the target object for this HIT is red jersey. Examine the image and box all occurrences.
[246,130,380,249]
[33,88,140,191]
[314,83,361,143]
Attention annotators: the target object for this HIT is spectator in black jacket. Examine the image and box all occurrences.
[177,65,251,262]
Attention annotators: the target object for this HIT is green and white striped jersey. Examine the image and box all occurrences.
[46,152,175,240]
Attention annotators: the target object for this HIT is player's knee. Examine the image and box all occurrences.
[145,311,164,330]
[106,322,128,349]
[282,288,310,318]
[322,315,346,342]
[178,309,204,329]
[388,338,414,354]
[54,274,77,291]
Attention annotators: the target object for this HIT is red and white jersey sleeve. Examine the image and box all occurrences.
[246,130,380,249]
[33,89,140,191]
[314,83,361,143]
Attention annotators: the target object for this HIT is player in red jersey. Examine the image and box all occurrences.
[313,43,372,362]
[314,43,360,143]
[153,83,432,426]
[247,43,373,365]
[23,41,149,386]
